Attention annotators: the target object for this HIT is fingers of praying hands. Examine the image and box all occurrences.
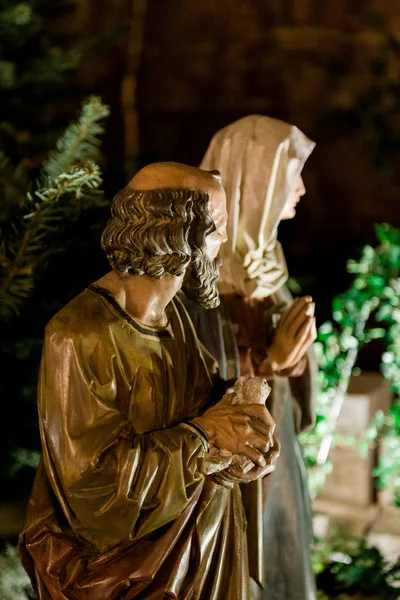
[267,296,317,372]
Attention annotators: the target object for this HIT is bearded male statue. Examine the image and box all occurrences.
[19,162,279,600]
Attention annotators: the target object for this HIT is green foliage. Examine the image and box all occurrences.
[0,0,82,163]
[0,1,110,321]
[43,97,109,180]
[368,404,400,507]
[0,0,117,497]
[314,535,400,599]
[0,96,109,490]
[0,96,109,318]
[0,545,35,600]
[302,224,400,504]
[8,448,41,475]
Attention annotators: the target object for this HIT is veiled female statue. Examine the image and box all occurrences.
[182,116,318,600]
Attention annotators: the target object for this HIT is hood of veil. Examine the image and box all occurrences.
[200,115,315,298]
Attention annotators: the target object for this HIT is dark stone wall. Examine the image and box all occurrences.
[136,0,400,320]
[71,0,400,318]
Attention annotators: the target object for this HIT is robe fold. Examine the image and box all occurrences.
[19,285,250,600]
[181,287,317,600]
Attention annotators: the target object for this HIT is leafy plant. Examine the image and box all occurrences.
[302,224,400,504]
[314,535,400,599]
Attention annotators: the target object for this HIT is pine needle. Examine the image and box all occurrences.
[0,96,109,318]
[43,96,110,180]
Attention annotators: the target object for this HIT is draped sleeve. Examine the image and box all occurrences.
[39,316,207,546]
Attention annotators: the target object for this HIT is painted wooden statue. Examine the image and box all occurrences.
[19,162,280,600]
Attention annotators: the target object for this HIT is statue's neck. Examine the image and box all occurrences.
[95,270,183,327]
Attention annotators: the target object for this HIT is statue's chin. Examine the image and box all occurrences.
[281,207,297,221]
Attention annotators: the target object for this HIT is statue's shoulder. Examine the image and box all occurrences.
[45,287,112,341]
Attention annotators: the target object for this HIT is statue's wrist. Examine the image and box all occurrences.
[183,419,210,452]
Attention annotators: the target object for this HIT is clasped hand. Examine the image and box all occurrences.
[267,296,316,372]
[193,392,279,484]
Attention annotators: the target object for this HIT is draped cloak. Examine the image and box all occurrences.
[19,285,250,600]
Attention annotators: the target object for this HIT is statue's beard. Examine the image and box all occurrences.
[182,252,221,309]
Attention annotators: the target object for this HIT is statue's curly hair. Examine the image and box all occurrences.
[101,186,216,278]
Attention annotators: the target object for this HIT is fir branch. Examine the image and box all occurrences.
[0,59,16,89]
[43,96,110,179]
[0,96,109,317]
[0,152,30,212]
[0,162,104,317]
[0,3,36,37]
[1,48,80,91]
[17,46,81,86]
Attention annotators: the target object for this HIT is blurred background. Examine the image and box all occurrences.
[1,1,400,598]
